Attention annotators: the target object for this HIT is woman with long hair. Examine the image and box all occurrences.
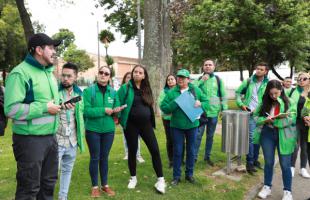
[83,66,121,197]
[254,80,296,200]
[290,72,310,178]
[117,65,166,193]
[120,72,145,163]
[158,74,177,168]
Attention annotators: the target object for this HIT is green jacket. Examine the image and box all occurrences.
[288,86,303,115]
[284,88,293,97]
[117,81,156,129]
[58,85,85,153]
[83,84,120,133]
[160,83,208,130]
[235,75,269,108]
[4,54,60,135]
[301,97,310,142]
[193,74,228,117]
[253,98,297,155]
[158,88,172,120]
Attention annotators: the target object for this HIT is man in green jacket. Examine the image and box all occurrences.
[57,62,85,200]
[282,77,294,97]
[235,63,269,174]
[4,33,62,199]
[193,59,228,166]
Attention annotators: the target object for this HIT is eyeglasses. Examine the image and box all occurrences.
[99,71,110,76]
[297,77,308,82]
[61,74,73,78]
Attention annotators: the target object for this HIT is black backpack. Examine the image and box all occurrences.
[0,87,7,136]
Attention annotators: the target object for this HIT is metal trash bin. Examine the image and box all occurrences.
[221,110,250,174]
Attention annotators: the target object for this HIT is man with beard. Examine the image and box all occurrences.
[57,62,85,200]
[4,33,62,199]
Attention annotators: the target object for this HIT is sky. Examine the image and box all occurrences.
[27,0,138,58]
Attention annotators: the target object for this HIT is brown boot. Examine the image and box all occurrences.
[101,185,116,196]
[91,187,101,198]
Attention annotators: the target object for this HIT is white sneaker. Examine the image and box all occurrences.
[123,154,128,160]
[258,185,271,199]
[291,167,295,177]
[300,168,310,178]
[137,156,145,163]
[128,176,137,189]
[282,190,293,200]
[154,177,166,194]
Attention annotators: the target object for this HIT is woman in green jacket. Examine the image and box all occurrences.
[160,69,208,186]
[254,80,296,200]
[83,66,121,198]
[158,74,177,168]
[118,65,166,194]
[290,72,310,178]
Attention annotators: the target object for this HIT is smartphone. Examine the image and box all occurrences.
[63,96,82,105]
[245,107,251,112]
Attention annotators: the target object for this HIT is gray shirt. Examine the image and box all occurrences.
[248,81,262,111]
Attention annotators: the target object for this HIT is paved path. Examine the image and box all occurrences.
[215,123,310,200]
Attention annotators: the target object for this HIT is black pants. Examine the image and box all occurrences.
[12,134,58,200]
[124,120,163,177]
[162,119,173,164]
[291,123,308,168]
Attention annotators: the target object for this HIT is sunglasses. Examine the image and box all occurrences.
[298,77,308,82]
[99,71,110,76]
[61,74,73,78]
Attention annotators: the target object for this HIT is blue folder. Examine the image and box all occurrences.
[174,91,204,122]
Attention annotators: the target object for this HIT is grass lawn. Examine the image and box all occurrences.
[0,102,260,200]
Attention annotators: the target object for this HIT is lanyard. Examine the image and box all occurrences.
[62,90,72,127]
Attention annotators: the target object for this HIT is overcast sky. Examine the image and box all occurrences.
[27,0,138,58]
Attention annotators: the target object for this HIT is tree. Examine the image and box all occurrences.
[0,2,26,83]
[175,0,310,79]
[15,0,34,41]
[63,44,94,72]
[52,28,75,57]
[142,0,172,113]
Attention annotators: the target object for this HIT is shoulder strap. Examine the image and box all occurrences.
[241,78,251,95]
[122,83,130,105]
[289,88,296,98]
[91,84,96,106]
[215,75,222,99]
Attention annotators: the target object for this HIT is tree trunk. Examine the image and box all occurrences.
[143,0,172,115]
[239,66,244,81]
[270,65,284,80]
[15,0,34,41]
[289,63,294,78]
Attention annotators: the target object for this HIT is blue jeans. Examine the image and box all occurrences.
[58,145,77,199]
[172,127,198,179]
[246,116,260,165]
[261,126,292,191]
[194,117,218,160]
[86,131,114,186]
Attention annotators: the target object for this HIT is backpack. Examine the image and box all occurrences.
[288,88,296,98]
[240,78,251,95]
[0,87,7,136]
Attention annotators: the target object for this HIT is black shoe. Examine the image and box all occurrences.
[185,176,195,184]
[205,159,214,167]
[246,164,257,175]
[254,161,263,169]
[171,179,181,186]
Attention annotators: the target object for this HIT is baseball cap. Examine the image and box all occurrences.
[28,33,62,53]
[176,69,190,78]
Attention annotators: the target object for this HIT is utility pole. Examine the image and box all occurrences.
[137,0,142,63]
[97,21,100,70]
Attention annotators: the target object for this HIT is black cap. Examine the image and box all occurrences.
[28,33,62,53]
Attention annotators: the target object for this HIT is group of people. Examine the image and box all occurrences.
[2,33,310,200]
